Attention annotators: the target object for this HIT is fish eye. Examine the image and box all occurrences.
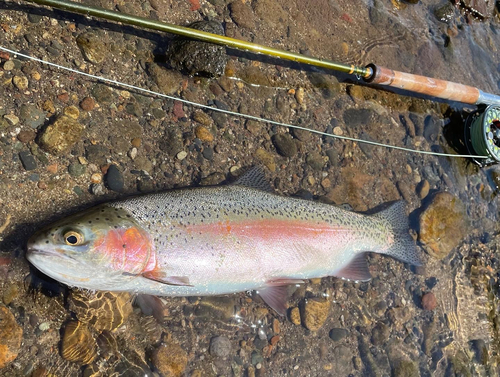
[64,231,84,246]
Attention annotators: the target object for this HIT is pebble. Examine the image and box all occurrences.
[2,284,18,305]
[63,105,80,119]
[329,328,348,341]
[76,32,106,64]
[0,305,23,368]
[321,178,331,189]
[209,336,232,358]
[303,299,330,331]
[90,183,105,195]
[42,100,56,114]
[4,114,19,126]
[192,111,212,127]
[152,342,188,377]
[68,163,86,177]
[61,321,97,364]
[306,152,324,171]
[105,165,124,192]
[38,115,83,155]
[175,150,188,161]
[90,173,102,184]
[272,133,297,157]
[80,97,95,111]
[195,125,214,142]
[255,148,276,172]
[3,60,15,71]
[308,72,341,99]
[147,63,183,95]
[419,192,467,259]
[421,292,437,311]
[38,322,50,331]
[295,87,305,104]
[333,126,343,136]
[19,104,46,129]
[19,151,37,170]
[17,130,36,143]
[417,179,430,199]
[128,147,138,160]
[13,75,29,90]
[131,138,142,148]
[92,84,114,104]
[371,322,390,346]
[202,147,214,161]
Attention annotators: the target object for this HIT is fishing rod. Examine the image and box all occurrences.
[15,0,500,165]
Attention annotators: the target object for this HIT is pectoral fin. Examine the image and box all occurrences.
[142,271,193,286]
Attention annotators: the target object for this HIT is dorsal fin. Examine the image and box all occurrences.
[234,166,274,192]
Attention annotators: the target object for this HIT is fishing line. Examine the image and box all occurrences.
[0,45,488,159]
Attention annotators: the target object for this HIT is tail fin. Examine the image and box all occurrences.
[373,201,422,266]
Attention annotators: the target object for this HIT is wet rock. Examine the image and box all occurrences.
[63,105,80,120]
[19,150,37,170]
[470,339,488,365]
[80,97,95,111]
[92,84,114,104]
[160,127,183,157]
[417,179,430,199]
[195,125,214,142]
[68,163,86,177]
[105,164,124,192]
[246,120,262,136]
[255,148,276,172]
[76,32,106,64]
[421,292,437,311]
[152,342,188,377]
[176,151,187,160]
[229,0,256,29]
[307,72,341,99]
[202,146,214,160]
[434,3,457,23]
[306,152,324,171]
[192,111,212,127]
[2,284,19,305]
[393,359,419,377]
[61,320,97,364]
[343,108,376,127]
[329,328,348,341]
[291,127,312,142]
[167,21,227,77]
[302,298,329,331]
[17,130,36,143]
[209,336,232,359]
[147,63,183,95]
[38,114,84,155]
[68,290,133,331]
[19,104,45,129]
[134,156,153,173]
[4,114,19,126]
[13,75,29,90]
[419,192,468,259]
[371,322,390,346]
[422,320,435,356]
[0,305,22,368]
[272,133,297,157]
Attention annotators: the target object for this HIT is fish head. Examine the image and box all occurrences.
[26,205,155,291]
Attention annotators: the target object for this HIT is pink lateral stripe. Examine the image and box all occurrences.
[186,219,347,240]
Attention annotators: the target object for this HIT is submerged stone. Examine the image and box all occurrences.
[0,305,23,368]
[38,115,84,156]
[152,342,188,377]
[167,21,227,77]
[419,192,468,259]
[61,320,97,364]
[301,298,329,331]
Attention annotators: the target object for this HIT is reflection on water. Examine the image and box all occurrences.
[0,0,499,376]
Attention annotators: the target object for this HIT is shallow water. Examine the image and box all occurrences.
[0,0,500,376]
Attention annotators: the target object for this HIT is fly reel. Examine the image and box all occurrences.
[464,105,500,167]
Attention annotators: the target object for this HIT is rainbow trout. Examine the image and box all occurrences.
[27,168,421,314]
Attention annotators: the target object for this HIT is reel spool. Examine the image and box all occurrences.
[464,105,500,167]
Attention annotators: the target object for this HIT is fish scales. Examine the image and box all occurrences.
[26,168,421,314]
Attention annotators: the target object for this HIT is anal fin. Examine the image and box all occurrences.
[334,252,372,281]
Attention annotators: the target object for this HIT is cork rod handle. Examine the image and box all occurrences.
[365,64,480,105]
